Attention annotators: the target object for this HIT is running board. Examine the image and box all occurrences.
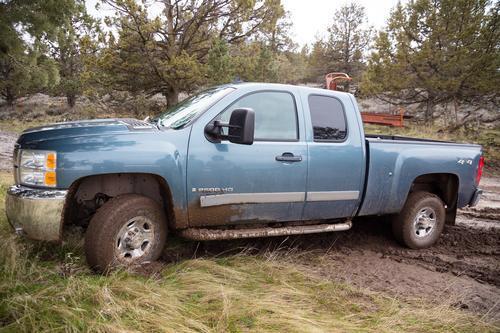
[179,221,352,241]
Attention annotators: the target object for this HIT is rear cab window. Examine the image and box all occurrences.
[308,95,347,142]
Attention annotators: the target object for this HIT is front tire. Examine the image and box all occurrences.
[85,194,167,272]
[392,191,445,249]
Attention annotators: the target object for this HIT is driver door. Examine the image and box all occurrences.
[186,90,307,227]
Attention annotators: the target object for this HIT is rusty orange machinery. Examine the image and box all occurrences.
[324,72,405,127]
[360,108,405,127]
[325,72,351,92]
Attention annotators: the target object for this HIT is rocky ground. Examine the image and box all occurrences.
[0,130,16,171]
[1,129,498,322]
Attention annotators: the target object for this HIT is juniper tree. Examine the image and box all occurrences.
[98,0,287,106]
[0,0,74,105]
[362,0,499,121]
[48,0,99,107]
[326,2,372,78]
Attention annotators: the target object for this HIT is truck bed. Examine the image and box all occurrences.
[365,134,453,143]
[358,135,481,217]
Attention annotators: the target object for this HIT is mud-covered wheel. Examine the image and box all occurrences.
[85,194,167,272]
[392,191,445,249]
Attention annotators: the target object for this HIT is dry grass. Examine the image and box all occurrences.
[0,94,164,134]
[0,172,497,332]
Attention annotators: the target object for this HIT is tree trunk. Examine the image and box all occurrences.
[67,94,77,108]
[5,88,15,106]
[425,99,434,123]
[453,98,459,124]
[165,87,179,107]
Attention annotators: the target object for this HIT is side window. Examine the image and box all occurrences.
[308,95,347,141]
[217,91,298,141]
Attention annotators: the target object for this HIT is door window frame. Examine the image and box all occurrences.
[210,90,300,142]
[308,94,349,143]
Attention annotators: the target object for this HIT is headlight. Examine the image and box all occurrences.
[18,150,57,187]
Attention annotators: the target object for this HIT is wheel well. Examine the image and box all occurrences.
[410,173,459,225]
[62,173,175,230]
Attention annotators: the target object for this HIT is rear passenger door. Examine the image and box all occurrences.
[302,93,365,220]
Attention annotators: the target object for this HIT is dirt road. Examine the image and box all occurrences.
[1,129,498,321]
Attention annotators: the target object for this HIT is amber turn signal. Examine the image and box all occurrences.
[45,171,57,187]
[46,152,57,170]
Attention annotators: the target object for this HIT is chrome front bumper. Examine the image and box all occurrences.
[5,185,67,241]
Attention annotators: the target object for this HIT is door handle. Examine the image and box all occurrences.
[276,152,302,162]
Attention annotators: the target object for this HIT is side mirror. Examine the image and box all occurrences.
[227,108,254,145]
[205,108,255,145]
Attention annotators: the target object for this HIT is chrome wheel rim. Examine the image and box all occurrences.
[413,207,437,238]
[116,216,155,260]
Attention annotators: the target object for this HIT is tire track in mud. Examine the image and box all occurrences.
[167,214,499,320]
[159,175,500,320]
[183,204,500,320]
[290,218,499,320]
[392,223,500,284]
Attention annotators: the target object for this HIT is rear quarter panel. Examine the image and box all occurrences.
[359,139,481,216]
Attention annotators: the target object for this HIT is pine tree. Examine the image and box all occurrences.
[306,40,330,83]
[326,2,372,78]
[0,0,75,105]
[98,0,287,106]
[362,0,499,121]
[207,39,234,85]
[48,0,99,107]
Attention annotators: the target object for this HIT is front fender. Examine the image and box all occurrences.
[24,128,191,228]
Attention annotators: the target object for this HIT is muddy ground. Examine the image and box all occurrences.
[187,194,499,322]
[175,179,500,322]
[1,130,499,321]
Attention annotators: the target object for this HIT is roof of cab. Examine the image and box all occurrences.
[228,82,353,99]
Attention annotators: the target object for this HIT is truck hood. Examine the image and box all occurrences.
[12,117,191,189]
[17,118,157,146]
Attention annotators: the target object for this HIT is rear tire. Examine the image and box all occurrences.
[85,194,167,272]
[392,191,445,249]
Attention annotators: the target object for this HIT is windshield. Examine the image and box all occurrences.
[157,86,235,129]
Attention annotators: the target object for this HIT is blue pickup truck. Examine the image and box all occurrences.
[6,83,484,271]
